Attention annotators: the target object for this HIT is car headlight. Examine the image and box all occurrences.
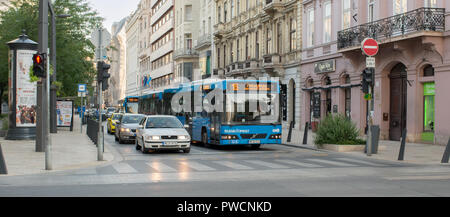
[121,128,130,132]
[178,135,189,140]
[145,135,160,141]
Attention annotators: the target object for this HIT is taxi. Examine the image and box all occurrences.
[107,113,123,134]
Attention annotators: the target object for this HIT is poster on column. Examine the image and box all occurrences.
[16,49,37,127]
[57,101,73,127]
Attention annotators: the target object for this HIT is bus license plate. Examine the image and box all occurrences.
[249,140,261,144]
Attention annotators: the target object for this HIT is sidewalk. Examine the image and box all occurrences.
[283,127,449,165]
[0,115,114,176]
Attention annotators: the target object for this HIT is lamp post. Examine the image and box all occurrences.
[49,1,71,133]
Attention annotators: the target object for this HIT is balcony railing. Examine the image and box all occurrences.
[195,34,212,49]
[338,8,445,50]
[173,48,198,59]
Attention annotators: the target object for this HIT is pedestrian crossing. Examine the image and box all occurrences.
[85,157,397,176]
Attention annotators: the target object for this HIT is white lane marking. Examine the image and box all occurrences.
[274,159,323,168]
[244,160,290,169]
[307,159,357,167]
[214,161,253,170]
[181,161,216,171]
[146,162,177,173]
[112,163,138,174]
[336,158,384,167]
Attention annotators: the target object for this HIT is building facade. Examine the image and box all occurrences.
[125,7,141,97]
[105,17,128,107]
[195,0,215,80]
[173,0,200,84]
[301,0,449,145]
[213,0,303,130]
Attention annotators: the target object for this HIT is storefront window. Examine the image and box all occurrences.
[424,83,435,132]
[345,88,351,119]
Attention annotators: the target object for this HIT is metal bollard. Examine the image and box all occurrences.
[0,144,8,175]
[287,121,294,143]
[441,138,450,164]
[398,129,407,161]
[303,122,309,145]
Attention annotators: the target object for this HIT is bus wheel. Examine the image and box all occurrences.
[251,144,261,149]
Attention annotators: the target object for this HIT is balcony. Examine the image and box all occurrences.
[263,54,282,69]
[263,0,284,14]
[338,7,445,51]
[173,48,198,60]
[213,22,225,38]
[195,34,212,50]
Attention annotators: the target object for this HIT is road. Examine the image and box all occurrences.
[0,129,450,196]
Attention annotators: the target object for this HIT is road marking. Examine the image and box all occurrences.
[112,163,138,174]
[335,158,384,167]
[146,162,177,173]
[181,161,216,171]
[244,160,291,169]
[385,175,450,181]
[274,159,322,168]
[214,161,253,170]
[307,159,357,167]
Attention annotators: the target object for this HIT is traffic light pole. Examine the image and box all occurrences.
[367,67,375,157]
[97,28,104,161]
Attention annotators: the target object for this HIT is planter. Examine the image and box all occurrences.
[317,144,387,153]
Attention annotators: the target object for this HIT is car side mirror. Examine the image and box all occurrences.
[184,124,189,129]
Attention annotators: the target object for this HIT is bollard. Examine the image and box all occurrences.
[303,122,309,145]
[287,121,294,143]
[441,138,450,164]
[0,144,8,175]
[398,129,407,161]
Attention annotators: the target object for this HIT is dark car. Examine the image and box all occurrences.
[115,114,145,144]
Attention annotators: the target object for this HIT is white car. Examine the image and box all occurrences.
[135,115,191,154]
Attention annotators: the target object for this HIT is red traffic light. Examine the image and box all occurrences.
[33,54,43,64]
[32,53,46,78]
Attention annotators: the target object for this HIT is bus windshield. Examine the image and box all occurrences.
[224,93,280,125]
[127,102,139,114]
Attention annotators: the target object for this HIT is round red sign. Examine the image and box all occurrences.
[361,38,379,57]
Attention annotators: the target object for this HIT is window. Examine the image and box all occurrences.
[231,0,234,18]
[224,2,228,22]
[425,0,437,7]
[307,8,314,47]
[266,27,272,54]
[393,0,407,15]
[323,1,332,43]
[424,65,435,77]
[277,23,282,54]
[290,18,296,51]
[342,0,351,29]
[368,0,375,22]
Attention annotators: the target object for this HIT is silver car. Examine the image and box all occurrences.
[135,115,191,154]
[115,114,146,144]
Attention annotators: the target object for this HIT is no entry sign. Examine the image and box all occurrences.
[361,38,379,57]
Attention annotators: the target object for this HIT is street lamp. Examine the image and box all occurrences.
[49,6,71,133]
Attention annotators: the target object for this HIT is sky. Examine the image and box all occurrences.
[87,0,141,32]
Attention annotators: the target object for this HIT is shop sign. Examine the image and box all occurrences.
[312,92,321,118]
[314,59,335,74]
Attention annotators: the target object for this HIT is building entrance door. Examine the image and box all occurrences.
[389,63,408,141]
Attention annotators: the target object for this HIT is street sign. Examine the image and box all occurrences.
[361,38,379,57]
[78,84,87,93]
[366,57,376,68]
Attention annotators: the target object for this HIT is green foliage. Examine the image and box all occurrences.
[314,114,366,146]
[0,0,103,99]
[1,116,8,130]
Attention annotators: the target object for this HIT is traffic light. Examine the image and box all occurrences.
[97,61,111,91]
[32,53,47,78]
[361,68,374,94]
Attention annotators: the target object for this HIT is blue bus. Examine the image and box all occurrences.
[123,96,140,114]
[176,79,282,148]
[138,91,163,115]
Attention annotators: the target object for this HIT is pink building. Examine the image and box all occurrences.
[300,0,449,145]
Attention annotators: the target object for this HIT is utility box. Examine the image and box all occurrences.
[365,125,380,154]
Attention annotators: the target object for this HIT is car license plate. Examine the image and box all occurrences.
[249,140,261,144]
[163,142,178,146]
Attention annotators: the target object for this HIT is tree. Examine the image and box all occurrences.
[0,0,103,112]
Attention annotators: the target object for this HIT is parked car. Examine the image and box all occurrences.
[135,115,191,154]
[107,113,123,134]
[115,114,146,144]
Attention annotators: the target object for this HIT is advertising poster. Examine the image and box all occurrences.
[57,101,73,127]
[16,50,37,127]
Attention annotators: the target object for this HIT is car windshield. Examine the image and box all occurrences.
[121,115,144,124]
[146,117,183,129]
[112,114,122,120]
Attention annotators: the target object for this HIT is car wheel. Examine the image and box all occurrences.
[142,141,149,154]
[118,135,123,144]
[135,138,141,150]
[183,148,191,154]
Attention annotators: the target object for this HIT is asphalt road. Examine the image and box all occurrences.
[1,128,450,196]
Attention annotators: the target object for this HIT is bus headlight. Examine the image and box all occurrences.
[269,134,282,139]
[221,135,239,140]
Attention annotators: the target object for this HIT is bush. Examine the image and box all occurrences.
[314,114,365,146]
[1,116,8,131]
